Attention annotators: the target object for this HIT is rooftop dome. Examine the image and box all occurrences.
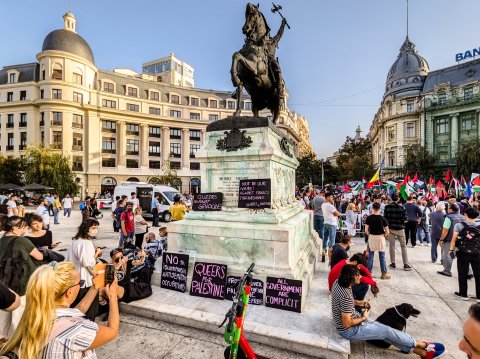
[384,37,429,99]
[41,12,95,64]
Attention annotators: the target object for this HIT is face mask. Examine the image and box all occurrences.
[88,229,98,237]
[127,208,133,212]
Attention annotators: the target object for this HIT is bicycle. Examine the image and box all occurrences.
[219,263,271,359]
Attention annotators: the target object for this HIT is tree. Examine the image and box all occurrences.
[455,137,480,177]
[150,160,181,187]
[23,146,79,196]
[0,156,25,185]
[295,152,339,187]
[336,137,374,181]
[403,144,440,179]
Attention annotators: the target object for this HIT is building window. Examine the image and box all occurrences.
[436,145,450,163]
[52,112,63,126]
[73,92,83,103]
[41,131,44,145]
[9,73,16,83]
[102,99,116,108]
[190,97,199,106]
[406,122,415,138]
[126,124,139,135]
[388,151,395,167]
[19,132,27,150]
[170,128,181,139]
[72,133,83,151]
[127,103,139,112]
[40,89,44,99]
[149,107,161,115]
[170,94,180,104]
[227,101,236,110]
[149,160,161,169]
[387,126,396,141]
[19,113,27,127]
[73,156,83,171]
[149,141,161,156]
[20,91,26,101]
[170,143,181,158]
[102,120,116,132]
[170,161,181,170]
[126,159,139,168]
[190,162,200,170]
[190,144,200,158]
[170,110,181,118]
[150,91,159,101]
[7,133,14,151]
[209,114,219,122]
[53,131,62,149]
[149,126,161,138]
[464,87,474,100]
[435,118,449,134]
[73,114,83,128]
[209,99,217,108]
[438,92,447,105]
[127,87,138,97]
[126,139,139,155]
[7,114,14,128]
[40,112,45,126]
[72,73,83,85]
[243,101,252,110]
[52,67,62,80]
[7,92,13,102]
[190,130,201,141]
[52,89,62,99]
[104,82,114,93]
[190,112,200,120]
[41,70,45,80]
[406,100,414,112]
[102,158,116,167]
[461,112,476,131]
[102,137,116,153]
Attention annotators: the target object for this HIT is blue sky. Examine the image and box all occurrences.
[2,0,480,158]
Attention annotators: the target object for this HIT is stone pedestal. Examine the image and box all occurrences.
[168,116,320,297]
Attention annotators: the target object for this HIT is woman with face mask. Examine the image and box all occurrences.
[0,216,44,339]
[66,218,101,320]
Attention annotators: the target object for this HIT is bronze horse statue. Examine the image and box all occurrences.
[230,3,287,124]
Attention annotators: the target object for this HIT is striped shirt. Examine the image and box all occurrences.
[331,280,361,332]
[42,308,98,359]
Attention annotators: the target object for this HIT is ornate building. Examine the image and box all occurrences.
[294,113,313,157]
[0,13,313,196]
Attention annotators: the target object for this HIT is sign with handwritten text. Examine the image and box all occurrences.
[190,262,227,300]
[265,276,302,313]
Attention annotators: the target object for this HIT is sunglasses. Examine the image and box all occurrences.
[59,279,85,297]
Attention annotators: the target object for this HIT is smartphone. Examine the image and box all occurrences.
[97,246,107,250]
[105,264,115,285]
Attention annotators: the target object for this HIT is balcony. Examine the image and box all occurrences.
[149,152,161,157]
[72,145,83,151]
[52,120,63,126]
[149,133,161,138]
[190,153,196,158]
[126,131,139,136]
[72,165,83,171]
[424,93,480,110]
[6,145,14,151]
[170,153,181,158]
[40,120,45,127]
[52,143,63,150]
[126,151,139,156]
[102,149,116,154]
[19,122,27,128]
[6,123,14,128]
[102,127,116,133]
[19,144,26,151]
[72,123,83,129]
[190,136,201,141]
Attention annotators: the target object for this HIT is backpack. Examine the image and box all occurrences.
[0,237,25,292]
[79,202,86,211]
[456,222,480,255]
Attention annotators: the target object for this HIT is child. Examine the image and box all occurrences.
[159,226,168,252]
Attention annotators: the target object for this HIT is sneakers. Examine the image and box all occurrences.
[437,271,452,277]
[389,263,396,269]
[454,292,469,301]
[425,342,446,358]
[380,272,391,280]
[425,243,431,247]
[404,264,413,271]
[419,242,424,246]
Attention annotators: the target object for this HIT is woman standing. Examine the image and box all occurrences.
[345,203,357,237]
[365,202,391,280]
[0,261,120,358]
[134,207,149,249]
[66,218,102,320]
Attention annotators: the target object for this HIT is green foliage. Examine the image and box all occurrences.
[336,137,374,181]
[0,156,25,185]
[455,137,480,177]
[150,160,181,187]
[23,146,79,196]
[403,144,440,178]
[295,151,338,187]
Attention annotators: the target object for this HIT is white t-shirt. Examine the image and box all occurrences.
[134,214,147,234]
[131,198,140,211]
[67,239,96,288]
[322,202,338,226]
[62,197,73,209]
[37,205,50,226]
[6,200,17,217]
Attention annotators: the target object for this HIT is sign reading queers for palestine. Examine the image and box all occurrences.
[265,276,302,313]
[190,262,228,300]
[225,276,264,305]
[160,252,189,293]
[193,192,223,211]
[238,179,272,209]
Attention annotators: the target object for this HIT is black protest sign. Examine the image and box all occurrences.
[265,276,302,313]
[225,276,264,305]
[193,192,223,211]
[190,262,227,300]
[160,252,189,293]
[238,179,271,209]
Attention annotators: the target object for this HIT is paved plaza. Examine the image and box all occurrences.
[42,208,472,359]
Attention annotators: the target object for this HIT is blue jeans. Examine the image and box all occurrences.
[340,320,416,353]
[313,215,324,240]
[53,208,59,224]
[63,208,72,217]
[119,231,135,248]
[431,236,440,262]
[417,223,431,244]
[367,250,387,274]
[323,224,336,250]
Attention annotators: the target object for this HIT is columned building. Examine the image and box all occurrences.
[0,13,312,196]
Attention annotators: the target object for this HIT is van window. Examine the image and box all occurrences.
[158,193,169,205]
[163,191,179,202]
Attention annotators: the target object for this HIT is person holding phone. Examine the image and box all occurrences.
[24,213,57,249]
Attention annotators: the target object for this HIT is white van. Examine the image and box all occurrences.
[113,181,181,222]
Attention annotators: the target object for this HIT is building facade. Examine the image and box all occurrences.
[0,13,312,196]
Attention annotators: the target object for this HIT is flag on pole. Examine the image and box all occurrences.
[412,172,419,183]
[367,159,384,188]
[445,169,451,182]
[466,180,472,198]
[473,177,480,193]
[400,182,417,200]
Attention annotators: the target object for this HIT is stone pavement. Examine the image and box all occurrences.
[45,208,473,358]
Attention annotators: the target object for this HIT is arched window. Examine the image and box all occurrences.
[126,177,140,182]
[171,178,182,192]
[52,63,63,80]
[101,177,117,196]
[148,177,162,184]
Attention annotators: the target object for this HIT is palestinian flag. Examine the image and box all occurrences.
[400,182,417,200]
[473,177,480,193]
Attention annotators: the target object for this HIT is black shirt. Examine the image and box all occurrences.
[331,243,349,268]
[365,214,389,235]
[25,230,53,248]
[0,283,16,310]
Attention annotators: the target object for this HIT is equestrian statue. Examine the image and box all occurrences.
[230,3,289,124]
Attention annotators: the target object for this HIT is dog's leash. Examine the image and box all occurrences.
[394,306,407,332]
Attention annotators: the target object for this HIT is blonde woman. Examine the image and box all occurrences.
[0,261,120,358]
[345,203,357,237]
[133,207,148,249]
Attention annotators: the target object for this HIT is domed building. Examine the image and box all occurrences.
[369,36,430,176]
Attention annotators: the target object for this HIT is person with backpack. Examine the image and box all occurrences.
[449,206,480,301]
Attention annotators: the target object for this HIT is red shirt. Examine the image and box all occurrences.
[328,259,376,292]
[120,210,135,233]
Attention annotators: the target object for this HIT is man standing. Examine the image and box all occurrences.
[52,194,62,225]
[45,192,55,216]
[151,194,161,227]
[36,197,50,229]
[120,201,135,247]
[459,304,480,358]
[311,190,325,260]
[322,192,340,262]
[403,195,422,247]
[62,193,73,219]
[384,194,412,271]
[438,203,464,277]
[430,203,446,263]
[130,192,140,212]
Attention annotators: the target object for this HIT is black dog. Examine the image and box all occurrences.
[367,303,421,349]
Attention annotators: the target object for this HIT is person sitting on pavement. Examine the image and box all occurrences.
[331,264,446,358]
[330,235,351,268]
[169,194,188,221]
[438,203,464,277]
[459,303,480,359]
